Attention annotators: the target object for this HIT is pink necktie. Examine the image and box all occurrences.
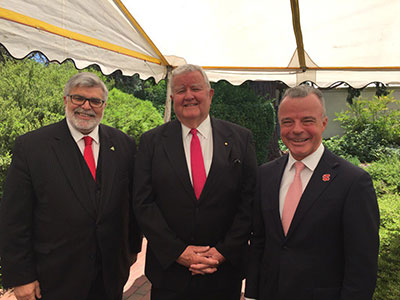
[83,136,96,181]
[190,128,206,199]
[282,161,305,235]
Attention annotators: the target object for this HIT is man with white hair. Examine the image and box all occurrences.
[134,64,257,299]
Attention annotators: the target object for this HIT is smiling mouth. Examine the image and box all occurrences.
[183,102,198,107]
[292,138,309,143]
[75,111,95,118]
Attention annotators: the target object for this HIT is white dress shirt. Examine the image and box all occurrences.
[181,115,213,184]
[66,119,100,166]
[279,143,325,217]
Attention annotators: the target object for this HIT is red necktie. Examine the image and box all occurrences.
[83,136,96,181]
[190,128,206,199]
[281,161,305,235]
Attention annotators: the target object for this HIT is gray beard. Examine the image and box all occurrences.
[65,107,103,134]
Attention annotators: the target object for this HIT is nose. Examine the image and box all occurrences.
[81,99,92,110]
[183,89,194,100]
[292,121,304,134]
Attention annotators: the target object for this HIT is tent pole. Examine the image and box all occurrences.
[163,67,173,123]
[290,0,306,71]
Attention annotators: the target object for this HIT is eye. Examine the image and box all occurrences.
[280,119,293,126]
[302,118,316,125]
[89,98,102,105]
[72,95,85,102]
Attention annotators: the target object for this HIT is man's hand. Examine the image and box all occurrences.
[176,245,219,274]
[189,247,226,275]
[14,280,41,300]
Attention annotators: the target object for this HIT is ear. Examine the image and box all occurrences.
[63,96,68,105]
[322,116,328,130]
[208,88,214,102]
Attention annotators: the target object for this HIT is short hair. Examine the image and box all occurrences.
[64,72,108,100]
[170,64,211,91]
[282,85,326,116]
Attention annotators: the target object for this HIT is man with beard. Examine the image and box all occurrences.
[0,72,142,300]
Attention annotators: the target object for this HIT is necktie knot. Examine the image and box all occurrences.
[190,128,197,136]
[294,161,305,174]
[83,136,93,146]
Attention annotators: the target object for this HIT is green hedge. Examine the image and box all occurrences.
[364,157,400,300]
[210,81,275,165]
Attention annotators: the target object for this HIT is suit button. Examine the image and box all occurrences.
[282,245,288,250]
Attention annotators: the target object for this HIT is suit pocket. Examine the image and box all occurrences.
[313,287,340,300]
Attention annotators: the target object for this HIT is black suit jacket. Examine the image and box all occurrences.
[245,149,379,300]
[0,119,142,300]
[133,117,257,291]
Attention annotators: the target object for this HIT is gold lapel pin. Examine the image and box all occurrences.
[110,146,115,151]
[224,142,228,146]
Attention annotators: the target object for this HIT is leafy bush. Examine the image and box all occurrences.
[364,156,400,196]
[328,93,400,162]
[102,88,163,142]
[211,81,275,164]
[362,157,400,300]
[373,192,400,300]
[0,58,161,199]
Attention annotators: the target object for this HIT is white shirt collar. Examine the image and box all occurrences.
[287,143,325,171]
[66,118,100,144]
[181,115,212,139]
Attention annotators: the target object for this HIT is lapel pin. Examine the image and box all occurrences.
[224,142,228,146]
[322,174,330,182]
[110,146,115,151]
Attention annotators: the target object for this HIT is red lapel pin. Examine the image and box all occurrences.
[322,174,330,182]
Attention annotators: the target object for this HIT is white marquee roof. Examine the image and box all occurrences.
[1,0,400,87]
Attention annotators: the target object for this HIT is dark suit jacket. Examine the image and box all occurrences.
[245,149,379,300]
[133,117,257,291]
[0,119,142,300]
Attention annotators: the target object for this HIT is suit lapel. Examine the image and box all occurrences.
[286,149,339,237]
[97,125,117,219]
[162,120,196,200]
[265,156,288,239]
[50,119,96,219]
[200,118,232,201]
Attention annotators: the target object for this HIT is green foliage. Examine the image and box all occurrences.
[0,57,159,199]
[142,79,167,115]
[210,81,275,164]
[364,156,400,197]
[327,93,400,162]
[373,191,400,300]
[102,88,163,142]
[362,157,400,300]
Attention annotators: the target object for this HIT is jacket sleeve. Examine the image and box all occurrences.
[132,133,187,269]
[244,166,264,299]
[0,137,38,288]
[215,131,258,266]
[341,171,380,300]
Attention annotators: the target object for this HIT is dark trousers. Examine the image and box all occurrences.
[151,279,242,300]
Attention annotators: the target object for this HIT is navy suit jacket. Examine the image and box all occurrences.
[245,149,379,300]
[0,119,142,299]
[133,117,257,291]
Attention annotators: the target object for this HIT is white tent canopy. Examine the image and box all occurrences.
[0,0,168,81]
[1,0,400,88]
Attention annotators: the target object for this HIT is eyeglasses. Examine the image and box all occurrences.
[68,94,105,108]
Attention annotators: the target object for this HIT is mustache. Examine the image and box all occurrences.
[74,107,96,117]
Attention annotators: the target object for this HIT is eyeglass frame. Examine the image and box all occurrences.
[67,94,106,108]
